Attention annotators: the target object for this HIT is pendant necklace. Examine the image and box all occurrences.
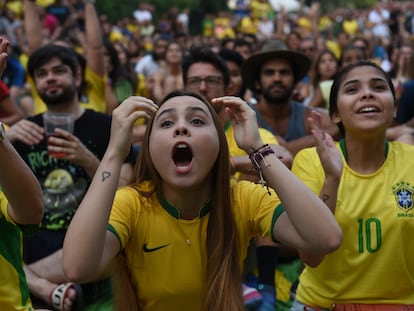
[176,220,198,246]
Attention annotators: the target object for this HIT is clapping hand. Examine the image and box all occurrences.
[309,110,343,180]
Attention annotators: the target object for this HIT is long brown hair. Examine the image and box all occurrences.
[113,252,139,311]
[115,90,243,310]
[311,49,338,89]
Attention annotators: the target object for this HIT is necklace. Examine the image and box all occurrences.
[176,220,199,246]
[157,193,210,246]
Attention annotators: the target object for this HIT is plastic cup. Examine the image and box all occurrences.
[43,112,75,158]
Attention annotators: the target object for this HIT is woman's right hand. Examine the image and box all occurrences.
[309,110,343,180]
[211,96,263,152]
[109,96,158,160]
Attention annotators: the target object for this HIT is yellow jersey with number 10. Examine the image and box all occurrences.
[292,141,414,308]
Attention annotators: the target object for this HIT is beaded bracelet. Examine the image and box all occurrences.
[248,144,274,195]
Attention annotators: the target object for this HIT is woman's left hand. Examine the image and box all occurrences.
[211,96,263,152]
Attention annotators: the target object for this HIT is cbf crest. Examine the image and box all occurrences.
[393,181,414,215]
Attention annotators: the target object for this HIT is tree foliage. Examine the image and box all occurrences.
[318,0,376,11]
[96,0,376,24]
[96,0,214,23]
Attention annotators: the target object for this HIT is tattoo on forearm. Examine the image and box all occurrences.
[322,194,329,202]
[102,171,111,181]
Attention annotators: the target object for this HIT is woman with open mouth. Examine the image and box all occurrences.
[62,90,342,311]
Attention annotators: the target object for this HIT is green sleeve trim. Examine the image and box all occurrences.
[271,203,285,243]
[19,223,40,236]
[107,224,123,256]
[223,120,231,132]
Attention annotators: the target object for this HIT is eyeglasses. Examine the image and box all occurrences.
[186,76,223,88]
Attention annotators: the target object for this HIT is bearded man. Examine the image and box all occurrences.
[242,40,338,156]
[6,44,136,311]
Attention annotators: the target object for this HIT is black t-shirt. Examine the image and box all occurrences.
[13,109,136,263]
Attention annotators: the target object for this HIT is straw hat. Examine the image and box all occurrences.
[242,39,311,92]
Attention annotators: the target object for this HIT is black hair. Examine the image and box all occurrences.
[103,39,138,102]
[339,44,368,67]
[241,34,257,47]
[27,44,79,78]
[218,48,244,66]
[329,60,395,137]
[174,31,187,40]
[181,45,230,88]
[218,48,246,97]
[103,39,122,80]
[220,38,234,49]
[233,38,253,53]
[151,34,170,62]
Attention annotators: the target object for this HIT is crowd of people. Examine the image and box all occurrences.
[0,0,414,310]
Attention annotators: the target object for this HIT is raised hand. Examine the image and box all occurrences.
[309,110,343,180]
[211,96,263,152]
[109,96,158,160]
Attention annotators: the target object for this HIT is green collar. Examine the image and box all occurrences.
[224,120,231,132]
[157,193,211,219]
[339,139,389,161]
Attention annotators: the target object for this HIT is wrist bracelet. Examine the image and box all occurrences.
[249,144,274,166]
[248,144,274,195]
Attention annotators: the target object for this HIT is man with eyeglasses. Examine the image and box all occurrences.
[182,45,229,124]
[182,45,292,174]
[186,75,224,90]
[182,45,292,311]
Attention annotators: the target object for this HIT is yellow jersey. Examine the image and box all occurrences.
[108,180,284,310]
[292,141,414,308]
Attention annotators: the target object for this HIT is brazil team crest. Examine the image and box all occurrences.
[393,181,414,214]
